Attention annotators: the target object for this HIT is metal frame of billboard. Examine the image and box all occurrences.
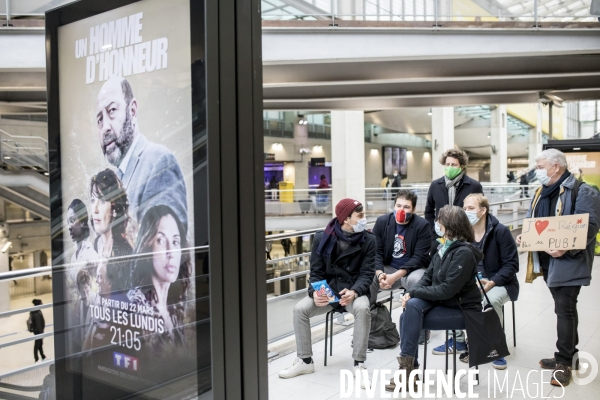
[45,0,267,398]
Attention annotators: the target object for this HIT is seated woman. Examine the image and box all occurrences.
[128,205,192,350]
[458,193,519,369]
[386,205,483,393]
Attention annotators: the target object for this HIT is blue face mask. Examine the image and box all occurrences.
[434,221,444,238]
[465,210,481,226]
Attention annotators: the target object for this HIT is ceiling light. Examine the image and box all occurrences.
[1,241,12,253]
[370,149,378,154]
[487,134,491,138]
[44,172,49,176]
[428,108,432,116]
[4,156,10,160]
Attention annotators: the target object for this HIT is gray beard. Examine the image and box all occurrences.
[104,110,134,167]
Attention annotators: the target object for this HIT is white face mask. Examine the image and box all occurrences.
[536,165,557,186]
[351,217,368,233]
[434,221,444,237]
[465,210,481,226]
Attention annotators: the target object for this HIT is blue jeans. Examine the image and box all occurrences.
[400,298,466,364]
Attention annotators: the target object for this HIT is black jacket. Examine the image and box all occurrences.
[30,310,45,334]
[475,214,520,301]
[409,241,484,311]
[424,175,483,240]
[372,212,431,274]
[308,230,376,310]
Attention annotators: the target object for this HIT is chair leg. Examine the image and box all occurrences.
[423,338,427,371]
[324,311,330,366]
[512,301,516,347]
[329,312,334,356]
[445,330,449,374]
[452,330,457,395]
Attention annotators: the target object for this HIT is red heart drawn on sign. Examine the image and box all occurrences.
[535,220,549,235]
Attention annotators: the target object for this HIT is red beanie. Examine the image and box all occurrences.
[335,198,362,224]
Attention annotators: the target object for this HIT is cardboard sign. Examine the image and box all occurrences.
[520,214,589,251]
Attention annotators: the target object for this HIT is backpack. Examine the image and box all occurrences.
[27,314,34,333]
[367,302,400,349]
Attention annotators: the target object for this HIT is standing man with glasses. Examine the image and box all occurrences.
[516,149,600,388]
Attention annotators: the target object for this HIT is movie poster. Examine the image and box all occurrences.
[57,0,197,392]
[383,146,408,178]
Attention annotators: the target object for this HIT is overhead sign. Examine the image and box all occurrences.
[264,153,275,160]
[311,157,325,167]
[520,214,589,252]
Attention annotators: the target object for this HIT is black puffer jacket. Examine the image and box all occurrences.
[30,310,45,334]
[308,230,376,310]
[408,241,483,311]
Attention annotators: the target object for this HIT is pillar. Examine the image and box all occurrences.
[331,111,365,216]
[490,105,508,183]
[431,107,455,180]
[529,103,543,167]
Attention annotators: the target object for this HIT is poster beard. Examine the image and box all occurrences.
[102,106,134,167]
[57,0,198,392]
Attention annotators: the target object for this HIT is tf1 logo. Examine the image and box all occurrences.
[113,352,139,372]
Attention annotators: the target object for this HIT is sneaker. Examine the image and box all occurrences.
[540,357,579,371]
[278,357,315,379]
[355,363,370,389]
[539,357,556,370]
[459,351,469,364]
[418,330,431,345]
[551,364,572,387]
[492,357,507,370]
[432,338,467,355]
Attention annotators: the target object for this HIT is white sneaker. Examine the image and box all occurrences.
[355,363,371,389]
[278,357,314,379]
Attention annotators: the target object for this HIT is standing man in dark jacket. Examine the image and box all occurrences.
[30,299,46,362]
[370,189,431,343]
[425,149,483,255]
[453,193,520,370]
[279,198,376,387]
[516,149,600,388]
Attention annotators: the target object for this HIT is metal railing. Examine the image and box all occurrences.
[261,0,599,25]
[0,128,48,172]
[264,184,539,216]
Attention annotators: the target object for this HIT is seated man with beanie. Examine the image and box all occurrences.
[279,198,376,386]
[370,189,432,343]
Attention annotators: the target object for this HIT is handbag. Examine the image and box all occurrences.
[457,276,510,368]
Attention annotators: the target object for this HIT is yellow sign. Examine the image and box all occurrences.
[520,214,589,252]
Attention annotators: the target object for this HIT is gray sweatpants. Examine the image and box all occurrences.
[293,294,371,362]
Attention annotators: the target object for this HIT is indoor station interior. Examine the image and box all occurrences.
[1,0,600,399]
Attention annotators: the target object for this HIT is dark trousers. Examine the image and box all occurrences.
[400,298,465,365]
[34,338,45,361]
[543,268,582,365]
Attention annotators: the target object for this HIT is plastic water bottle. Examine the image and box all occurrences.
[476,271,483,281]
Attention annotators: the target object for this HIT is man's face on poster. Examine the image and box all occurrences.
[78,283,91,306]
[96,261,111,296]
[96,79,136,167]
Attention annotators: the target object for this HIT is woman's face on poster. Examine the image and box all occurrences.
[151,214,182,284]
[90,192,112,235]
[67,208,83,241]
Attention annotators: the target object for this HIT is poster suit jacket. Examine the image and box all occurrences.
[121,134,188,229]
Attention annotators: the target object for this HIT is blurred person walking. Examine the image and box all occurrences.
[29,299,46,362]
